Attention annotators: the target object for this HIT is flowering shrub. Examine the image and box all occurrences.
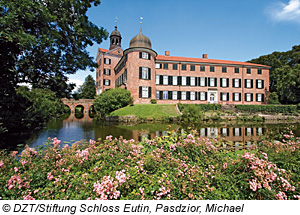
[0,128,299,200]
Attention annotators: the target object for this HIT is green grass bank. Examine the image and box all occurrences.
[110,104,180,118]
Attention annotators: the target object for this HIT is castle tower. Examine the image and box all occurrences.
[109,26,122,50]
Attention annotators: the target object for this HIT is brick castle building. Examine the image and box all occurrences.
[95,26,270,105]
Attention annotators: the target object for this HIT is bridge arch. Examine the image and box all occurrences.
[61,98,94,114]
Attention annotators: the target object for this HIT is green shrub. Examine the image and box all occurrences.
[235,105,297,114]
[93,88,131,117]
[150,99,157,104]
[269,92,280,104]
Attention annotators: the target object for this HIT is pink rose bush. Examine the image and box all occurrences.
[0,128,299,200]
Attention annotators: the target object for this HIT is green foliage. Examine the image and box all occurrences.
[0,0,107,134]
[274,65,300,104]
[0,129,299,200]
[249,45,300,104]
[268,92,280,104]
[77,75,96,99]
[93,88,131,117]
[15,87,65,130]
[235,105,297,114]
[150,99,157,104]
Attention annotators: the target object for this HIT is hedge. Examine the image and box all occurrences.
[235,105,297,113]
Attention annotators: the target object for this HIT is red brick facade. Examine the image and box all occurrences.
[96,27,270,105]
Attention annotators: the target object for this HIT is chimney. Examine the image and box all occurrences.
[165,51,170,56]
[202,54,208,59]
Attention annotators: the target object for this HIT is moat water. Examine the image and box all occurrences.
[2,112,300,150]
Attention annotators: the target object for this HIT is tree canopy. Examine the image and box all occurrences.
[249,45,300,104]
[77,75,96,99]
[93,88,132,117]
[0,0,108,134]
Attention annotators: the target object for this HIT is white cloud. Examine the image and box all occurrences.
[267,0,300,24]
[67,79,84,92]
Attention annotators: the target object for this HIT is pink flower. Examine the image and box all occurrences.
[47,172,54,181]
[89,139,96,145]
[223,162,227,169]
[14,167,18,173]
[23,195,35,200]
[34,190,39,194]
[0,160,4,168]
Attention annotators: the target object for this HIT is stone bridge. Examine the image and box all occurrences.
[61,98,94,113]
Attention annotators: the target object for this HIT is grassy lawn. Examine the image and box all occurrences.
[110,104,180,118]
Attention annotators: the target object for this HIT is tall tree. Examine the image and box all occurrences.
[249,45,300,104]
[78,75,96,99]
[0,0,108,133]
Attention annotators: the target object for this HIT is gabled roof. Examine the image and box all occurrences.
[156,55,270,68]
[98,48,109,53]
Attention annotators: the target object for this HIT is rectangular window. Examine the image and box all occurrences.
[221,78,228,87]
[245,79,253,88]
[163,63,168,69]
[182,76,187,86]
[104,58,111,64]
[156,91,160,99]
[142,87,149,98]
[256,80,264,89]
[234,128,240,136]
[190,92,196,100]
[172,91,178,100]
[245,93,253,102]
[256,93,264,102]
[140,52,150,59]
[233,93,240,101]
[200,92,206,101]
[200,66,205,71]
[190,65,195,71]
[210,66,215,72]
[221,93,228,101]
[200,77,206,87]
[209,78,216,87]
[173,64,178,70]
[258,69,262,74]
[163,75,168,85]
[104,79,110,86]
[235,68,239,73]
[104,69,111,75]
[233,79,241,88]
[182,64,187,70]
[222,67,227,73]
[181,91,186,100]
[172,76,178,85]
[247,68,251,74]
[221,128,228,136]
[156,75,160,85]
[155,63,162,69]
[163,91,168,100]
[190,77,196,86]
[140,67,150,80]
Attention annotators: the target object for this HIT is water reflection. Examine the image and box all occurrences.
[16,112,299,150]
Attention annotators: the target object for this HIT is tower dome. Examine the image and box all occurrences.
[109,26,122,50]
[129,29,152,49]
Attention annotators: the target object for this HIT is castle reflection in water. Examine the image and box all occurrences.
[136,126,265,150]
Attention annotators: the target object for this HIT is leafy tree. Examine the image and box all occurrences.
[78,75,96,99]
[268,92,280,105]
[93,88,132,117]
[274,65,300,104]
[249,45,300,104]
[0,0,108,133]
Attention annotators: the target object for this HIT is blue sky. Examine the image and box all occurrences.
[68,0,300,88]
